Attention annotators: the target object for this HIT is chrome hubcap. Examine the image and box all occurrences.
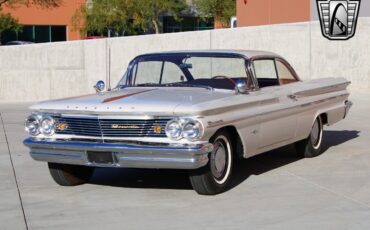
[311,119,321,148]
[211,140,227,179]
[214,144,226,174]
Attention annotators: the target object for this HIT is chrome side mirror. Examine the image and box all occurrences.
[235,79,249,94]
[94,80,105,93]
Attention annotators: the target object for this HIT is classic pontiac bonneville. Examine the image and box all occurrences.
[23,50,352,195]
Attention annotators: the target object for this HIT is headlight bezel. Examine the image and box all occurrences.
[39,115,56,136]
[165,119,183,140]
[25,114,56,137]
[24,114,41,136]
[165,118,204,141]
[182,119,204,141]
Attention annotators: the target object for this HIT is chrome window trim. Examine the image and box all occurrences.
[248,55,301,90]
[274,57,301,82]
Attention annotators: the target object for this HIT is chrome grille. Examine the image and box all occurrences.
[53,116,170,138]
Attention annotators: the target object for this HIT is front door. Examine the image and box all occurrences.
[252,58,299,150]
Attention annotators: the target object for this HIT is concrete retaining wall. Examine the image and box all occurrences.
[0,18,369,102]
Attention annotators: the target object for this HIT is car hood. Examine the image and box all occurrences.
[30,87,235,116]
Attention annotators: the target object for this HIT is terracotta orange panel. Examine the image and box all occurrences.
[2,0,85,40]
[270,0,310,24]
[237,0,310,27]
[237,0,270,27]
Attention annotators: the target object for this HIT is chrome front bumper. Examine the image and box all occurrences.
[23,138,213,169]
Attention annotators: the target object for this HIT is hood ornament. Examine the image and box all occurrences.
[94,80,105,93]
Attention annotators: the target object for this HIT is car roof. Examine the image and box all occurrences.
[140,49,281,59]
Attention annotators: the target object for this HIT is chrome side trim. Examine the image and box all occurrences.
[293,81,351,98]
[31,152,83,159]
[207,93,349,128]
[200,96,279,117]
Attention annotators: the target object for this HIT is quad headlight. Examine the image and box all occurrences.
[165,119,183,140]
[165,118,204,141]
[25,114,41,136]
[39,116,55,136]
[25,114,55,136]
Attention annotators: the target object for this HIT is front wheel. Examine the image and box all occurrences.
[295,116,324,158]
[48,163,95,186]
[189,130,233,195]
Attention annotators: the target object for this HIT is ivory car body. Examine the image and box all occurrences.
[23,50,352,195]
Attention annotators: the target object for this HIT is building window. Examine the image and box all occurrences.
[35,26,50,43]
[51,26,67,42]
[1,25,67,44]
[162,16,214,33]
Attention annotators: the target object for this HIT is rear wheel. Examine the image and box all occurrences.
[48,163,95,186]
[295,116,324,158]
[189,130,233,195]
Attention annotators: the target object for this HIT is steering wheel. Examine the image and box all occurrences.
[211,76,237,86]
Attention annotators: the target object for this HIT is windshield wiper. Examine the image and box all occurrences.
[165,82,213,90]
[137,83,163,87]
[118,82,213,90]
[119,83,162,88]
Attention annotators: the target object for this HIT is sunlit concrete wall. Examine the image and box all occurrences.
[0,18,369,102]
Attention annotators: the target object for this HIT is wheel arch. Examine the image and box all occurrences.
[311,111,328,127]
[210,125,245,159]
[320,113,328,125]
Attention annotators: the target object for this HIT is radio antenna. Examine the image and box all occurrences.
[105,38,112,91]
[108,46,111,91]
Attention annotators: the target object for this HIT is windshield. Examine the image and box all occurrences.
[118,54,250,90]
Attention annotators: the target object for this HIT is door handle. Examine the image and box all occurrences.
[288,94,298,101]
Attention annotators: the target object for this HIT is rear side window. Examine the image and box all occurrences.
[276,60,297,85]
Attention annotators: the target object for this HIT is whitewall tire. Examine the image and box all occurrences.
[189,130,234,195]
[295,116,324,158]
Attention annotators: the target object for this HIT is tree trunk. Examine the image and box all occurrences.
[152,19,159,34]
[214,17,228,29]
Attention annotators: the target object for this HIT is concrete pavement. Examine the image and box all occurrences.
[0,94,369,230]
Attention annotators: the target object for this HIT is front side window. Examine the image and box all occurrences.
[253,59,279,88]
[253,59,277,79]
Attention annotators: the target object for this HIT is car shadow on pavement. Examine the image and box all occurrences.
[89,130,360,192]
[321,130,360,152]
[228,130,360,191]
[90,167,193,190]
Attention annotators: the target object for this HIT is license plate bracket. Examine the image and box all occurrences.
[87,151,114,164]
